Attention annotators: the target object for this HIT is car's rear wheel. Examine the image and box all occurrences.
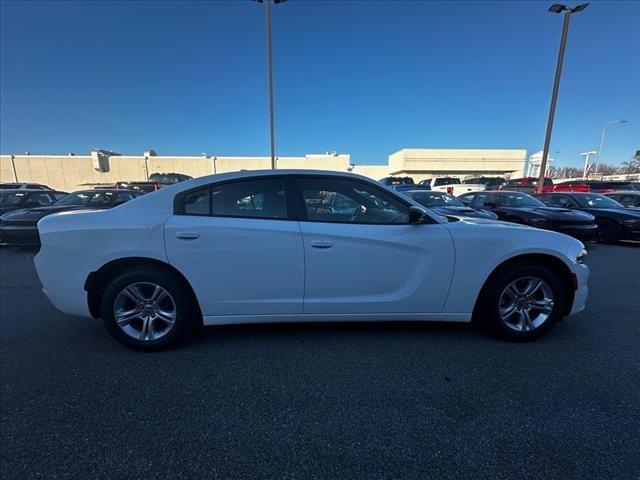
[596,218,622,244]
[101,267,197,351]
[479,262,565,341]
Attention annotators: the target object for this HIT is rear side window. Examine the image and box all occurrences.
[211,178,286,219]
[181,188,211,215]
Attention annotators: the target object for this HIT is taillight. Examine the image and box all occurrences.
[522,178,529,185]
[446,186,454,195]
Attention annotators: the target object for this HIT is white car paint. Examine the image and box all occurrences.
[34,170,589,327]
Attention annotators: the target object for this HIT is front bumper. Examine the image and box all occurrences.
[0,225,40,245]
[569,262,589,316]
[553,223,598,241]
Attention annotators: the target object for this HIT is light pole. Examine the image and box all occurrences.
[580,151,596,179]
[537,3,589,193]
[594,120,628,174]
[254,0,286,169]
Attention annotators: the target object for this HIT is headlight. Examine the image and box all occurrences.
[529,217,548,226]
[575,248,587,264]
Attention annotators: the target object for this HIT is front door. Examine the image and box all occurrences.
[294,176,455,315]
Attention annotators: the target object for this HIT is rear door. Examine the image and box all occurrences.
[293,176,454,316]
[164,177,304,318]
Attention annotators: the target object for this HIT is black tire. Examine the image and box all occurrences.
[596,218,622,244]
[101,266,198,351]
[477,262,565,341]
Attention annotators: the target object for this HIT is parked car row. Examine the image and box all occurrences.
[0,172,192,246]
[378,175,639,195]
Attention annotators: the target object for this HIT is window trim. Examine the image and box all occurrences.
[292,174,436,225]
[173,175,295,221]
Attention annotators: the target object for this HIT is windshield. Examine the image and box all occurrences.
[495,192,545,207]
[54,191,92,206]
[574,194,624,208]
[0,191,27,206]
[408,191,464,207]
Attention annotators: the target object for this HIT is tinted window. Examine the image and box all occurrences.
[182,188,210,215]
[574,194,623,208]
[458,193,475,206]
[0,192,27,206]
[54,192,91,206]
[211,178,287,219]
[433,177,460,186]
[408,191,464,207]
[300,178,409,224]
[27,192,55,206]
[543,194,573,208]
[495,193,544,207]
[115,192,138,204]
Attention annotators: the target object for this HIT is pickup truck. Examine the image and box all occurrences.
[418,177,486,196]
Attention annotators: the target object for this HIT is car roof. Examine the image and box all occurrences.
[604,190,639,194]
[0,188,52,193]
[112,169,447,223]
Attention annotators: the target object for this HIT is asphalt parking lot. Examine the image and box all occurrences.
[1,244,639,479]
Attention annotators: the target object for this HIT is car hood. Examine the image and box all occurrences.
[504,206,594,220]
[588,207,640,218]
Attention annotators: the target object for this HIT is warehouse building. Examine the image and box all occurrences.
[1,148,527,192]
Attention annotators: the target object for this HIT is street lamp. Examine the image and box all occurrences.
[254,0,286,169]
[594,120,628,174]
[580,151,596,179]
[537,3,589,193]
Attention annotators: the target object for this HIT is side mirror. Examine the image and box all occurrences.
[408,206,427,224]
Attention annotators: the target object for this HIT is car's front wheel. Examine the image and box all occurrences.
[101,267,197,351]
[478,262,565,341]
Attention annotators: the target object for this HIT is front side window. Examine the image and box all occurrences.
[408,192,463,207]
[299,178,409,224]
[543,194,572,208]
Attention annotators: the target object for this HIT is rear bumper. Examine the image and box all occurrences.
[0,225,40,245]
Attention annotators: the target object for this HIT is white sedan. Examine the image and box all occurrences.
[34,170,589,350]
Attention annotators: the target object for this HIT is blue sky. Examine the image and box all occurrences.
[1,0,638,168]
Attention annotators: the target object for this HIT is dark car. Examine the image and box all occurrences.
[458,191,598,240]
[0,189,66,215]
[604,191,640,208]
[535,192,640,243]
[0,189,142,246]
[404,190,498,220]
[0,182,53,190]
[463,176,505,190]
[148,172,193,185]
[380,176,415,186]
[554,180,638,193]
[499,177,554,194]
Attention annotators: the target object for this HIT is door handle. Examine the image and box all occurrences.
[176,231,200,240]
[310,240,334,249]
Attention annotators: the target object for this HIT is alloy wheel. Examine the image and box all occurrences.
[113,282,177,341]
[498,276,554,332]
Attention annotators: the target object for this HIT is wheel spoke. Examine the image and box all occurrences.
[115,309,141,326]
[139,317,151,340]
[123,286,145,303]
[156,308,176,325]
[529,299,553,313]
[522,309,533,331]
[524,279,543,298]
[507,284,520,299]
[149,285,162,303]
[500,302,517,320]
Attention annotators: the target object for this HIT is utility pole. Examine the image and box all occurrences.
[537,3,589,193]
[254,0,286,169]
